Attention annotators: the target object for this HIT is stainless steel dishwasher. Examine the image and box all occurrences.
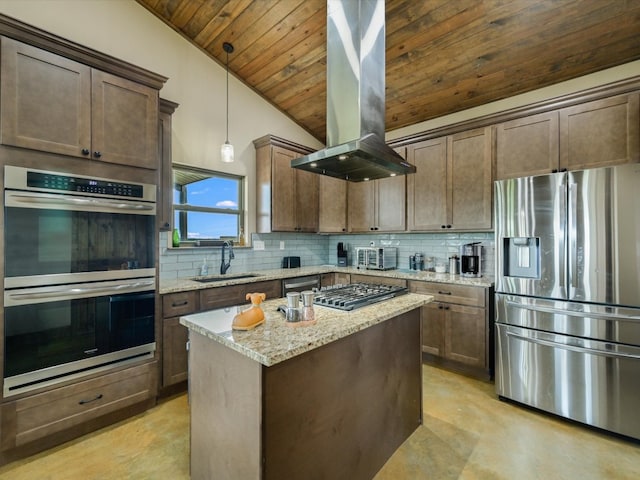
[281,275,320,295]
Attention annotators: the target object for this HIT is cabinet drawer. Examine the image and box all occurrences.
[408,281,485,307]
[3,362,155,448]
[162,291,199,318]
[200,280,282,311]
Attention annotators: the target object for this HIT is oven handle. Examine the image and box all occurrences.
[505,330,640,360]
[6,280,155,301]
[504,299,640,321]
[6,191,154,213]
[283,279,319,290]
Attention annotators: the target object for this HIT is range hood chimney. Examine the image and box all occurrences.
[291,0,416,182]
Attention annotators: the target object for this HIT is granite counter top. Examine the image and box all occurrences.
[160,265,494,294]
[179,292,431,366]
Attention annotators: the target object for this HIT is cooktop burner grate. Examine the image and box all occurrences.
[313,282,407,311]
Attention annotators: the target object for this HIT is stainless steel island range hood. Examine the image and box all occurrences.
[291,0,416,182]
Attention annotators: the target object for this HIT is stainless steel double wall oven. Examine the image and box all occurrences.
[3,166,157,396]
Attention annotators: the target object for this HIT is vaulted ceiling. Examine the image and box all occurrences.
[136,0,640,143]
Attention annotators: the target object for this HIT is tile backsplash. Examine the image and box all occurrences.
[159,231,495,281]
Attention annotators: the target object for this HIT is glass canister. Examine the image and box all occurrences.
[425,256,435,271]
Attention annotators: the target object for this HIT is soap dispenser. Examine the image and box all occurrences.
[200,257,208,276]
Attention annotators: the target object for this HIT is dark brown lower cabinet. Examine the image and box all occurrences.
[410,280,493,379]
[160,280,282,391]
[0,362,157,465]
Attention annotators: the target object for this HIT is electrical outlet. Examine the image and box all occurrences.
[280,241,285,250]
[253,240,265,250]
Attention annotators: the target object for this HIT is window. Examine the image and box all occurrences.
[172,165,244,243]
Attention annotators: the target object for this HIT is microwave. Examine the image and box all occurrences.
[355,247,397,270]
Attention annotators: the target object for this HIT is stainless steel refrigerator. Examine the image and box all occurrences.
[494,163,640,440]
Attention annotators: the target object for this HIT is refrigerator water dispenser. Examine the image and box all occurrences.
[503,237,540,278]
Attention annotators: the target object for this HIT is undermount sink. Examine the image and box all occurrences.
[192,274,264,283]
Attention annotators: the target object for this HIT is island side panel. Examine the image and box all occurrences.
[262,309,422,480]
[189,331,262,480]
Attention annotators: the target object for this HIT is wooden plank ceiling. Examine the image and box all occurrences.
[136,0,640,143]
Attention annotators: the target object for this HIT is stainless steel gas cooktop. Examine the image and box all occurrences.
[313,282,407,311]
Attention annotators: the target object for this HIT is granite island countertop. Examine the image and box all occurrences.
[179,292,431,366]
[161,265,494,295]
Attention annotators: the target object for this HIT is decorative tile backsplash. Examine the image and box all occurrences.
[159,231,495,281]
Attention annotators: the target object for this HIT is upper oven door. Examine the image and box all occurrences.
[4,189,156,288]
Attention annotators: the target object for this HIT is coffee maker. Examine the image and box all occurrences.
[460,242,482,277]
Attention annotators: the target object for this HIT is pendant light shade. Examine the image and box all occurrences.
[221,42,234,163]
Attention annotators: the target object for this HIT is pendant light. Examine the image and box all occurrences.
[221,42,234,163]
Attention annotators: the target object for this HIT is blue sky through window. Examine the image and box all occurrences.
[174,174,241,239]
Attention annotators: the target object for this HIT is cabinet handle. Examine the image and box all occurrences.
[441,225,446,229]
[93,151,102,158]
[438,290,452,295]
[79,393,103,405]
[172,300,188,307]
[81,148,90,156]
[444,306,450,310]
[447,225,452,229]
[552,168,558,173]
[560,168,567,172]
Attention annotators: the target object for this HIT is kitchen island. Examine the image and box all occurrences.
[180,293,431,480]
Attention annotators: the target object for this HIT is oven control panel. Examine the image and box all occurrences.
[27,171,144,198]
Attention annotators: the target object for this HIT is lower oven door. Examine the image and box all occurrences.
[3,279,156,396]
[496,323,640,440]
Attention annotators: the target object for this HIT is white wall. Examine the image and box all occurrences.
[0,0,323,234]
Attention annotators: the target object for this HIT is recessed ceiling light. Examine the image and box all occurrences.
[310,162,317,167]
[390,173,397,177]
[338,154,348,161]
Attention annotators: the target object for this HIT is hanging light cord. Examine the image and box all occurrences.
[223,42,234,144]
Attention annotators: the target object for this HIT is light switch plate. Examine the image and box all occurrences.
[280,241,285,250]
[253,240,265,250]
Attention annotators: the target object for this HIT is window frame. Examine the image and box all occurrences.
[172,164,245,244]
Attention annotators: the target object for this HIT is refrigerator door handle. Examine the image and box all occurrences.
[505,330,640,360]
[504,298,640,321]
[568,182,578,290]
[559,182,568,292]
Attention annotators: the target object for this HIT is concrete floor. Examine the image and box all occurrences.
[0,365,638,479]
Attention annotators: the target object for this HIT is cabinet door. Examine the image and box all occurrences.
[421,302,445,356]
[158,99,178,231]
[318,175,347,233]
[348,181,376,232]
[444,304,486,368]
[559,93,640,171]
[162,316,188,386]
[376,175,406,231]
[295,169,319,232]
[91,69,158,169]
[0,37,91,157]
[496,111,559,179]
[406,137,448,230]
[271,146,298,231]
[449,127,493,230]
